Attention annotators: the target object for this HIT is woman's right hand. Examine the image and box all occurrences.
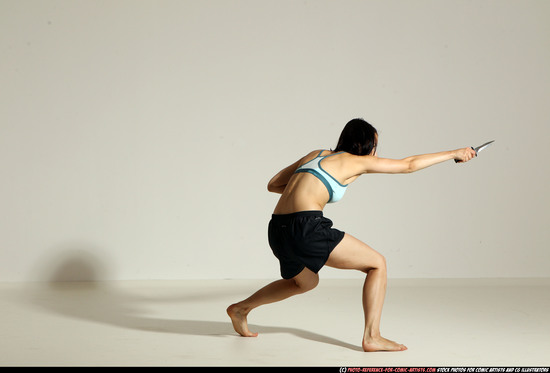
[454,147,477,163]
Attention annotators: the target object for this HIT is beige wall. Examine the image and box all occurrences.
[1,0,549,281]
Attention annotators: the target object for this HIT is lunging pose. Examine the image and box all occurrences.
[227,118,476,352]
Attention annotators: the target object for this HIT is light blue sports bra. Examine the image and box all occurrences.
[294,150,348,203]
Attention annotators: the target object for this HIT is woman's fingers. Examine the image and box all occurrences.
[457,147,476,163]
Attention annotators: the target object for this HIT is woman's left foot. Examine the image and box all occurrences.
[362,336,407,352]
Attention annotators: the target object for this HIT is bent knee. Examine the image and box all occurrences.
[378,254,387,269]
[293,272,319,293]
[365,253,387,273]
[296,278,319,293]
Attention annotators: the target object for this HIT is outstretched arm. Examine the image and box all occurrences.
[360,147,476,174]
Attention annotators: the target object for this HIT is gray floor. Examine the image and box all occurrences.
[1,278,549,367]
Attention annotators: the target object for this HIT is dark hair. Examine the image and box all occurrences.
[334,118,378,156]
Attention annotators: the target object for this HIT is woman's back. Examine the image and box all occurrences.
[273,150,360,214]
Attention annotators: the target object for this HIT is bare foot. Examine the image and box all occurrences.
[362,336,407,352]
[226,304,258,337]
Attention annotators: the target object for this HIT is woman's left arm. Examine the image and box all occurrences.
[357,147,476,174]
[267,157,304,194]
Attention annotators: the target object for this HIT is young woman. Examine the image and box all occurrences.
[227,118,476,352]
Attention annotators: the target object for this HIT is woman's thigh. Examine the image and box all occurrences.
[325,233,386,272]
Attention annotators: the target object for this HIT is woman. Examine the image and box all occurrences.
[227,118,476,352]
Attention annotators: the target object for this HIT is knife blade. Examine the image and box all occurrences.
[473,140,495,154]
[455,140,494,163]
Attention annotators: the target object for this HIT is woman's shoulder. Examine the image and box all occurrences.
[300,149,325,160]
[299,149,364,165]
[294,149,322,168]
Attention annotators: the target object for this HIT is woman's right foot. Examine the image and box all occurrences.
[227,304,258,337]
[362,336,407,352]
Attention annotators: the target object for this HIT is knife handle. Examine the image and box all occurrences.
[454,147,476,163]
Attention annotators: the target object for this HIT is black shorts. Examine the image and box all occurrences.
[268,211,345,279]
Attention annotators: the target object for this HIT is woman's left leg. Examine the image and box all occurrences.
[325,233,407,352]
[227,267,319,337]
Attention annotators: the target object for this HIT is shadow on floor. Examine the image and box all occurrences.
[27,250,361,352]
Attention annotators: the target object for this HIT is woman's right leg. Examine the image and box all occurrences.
[227,267,319,337]
[325,233,407,352]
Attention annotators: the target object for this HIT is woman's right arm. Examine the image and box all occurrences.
[267,156,307,193]
[359,147,476,174]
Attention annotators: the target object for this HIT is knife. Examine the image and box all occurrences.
[455,140,494,163]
